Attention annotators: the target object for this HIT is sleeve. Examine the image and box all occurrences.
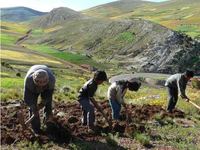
[23,86,38,112]
[48,73,56,90]
[177,76,187,98]
[23,76,38,111]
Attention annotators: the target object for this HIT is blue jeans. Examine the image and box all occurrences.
[109,99,121,120]
[78,97,95,126]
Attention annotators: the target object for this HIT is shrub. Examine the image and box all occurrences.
[105,133,119,147]
[191,78,200,89]
[133,132,151,147]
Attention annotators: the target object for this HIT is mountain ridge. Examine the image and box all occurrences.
[0,6,47,22]
[30,7,87,28]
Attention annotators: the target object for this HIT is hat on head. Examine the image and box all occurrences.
[33,69,49,86]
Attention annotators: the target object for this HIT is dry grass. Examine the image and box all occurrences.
[1,50,62,65]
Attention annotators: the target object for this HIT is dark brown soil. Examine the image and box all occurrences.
[0,100,185,145]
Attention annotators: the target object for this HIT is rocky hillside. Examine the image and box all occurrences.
[0,7,46,22]
[26,15,200,74]
[31,7,86,28]
[84,0,200,39]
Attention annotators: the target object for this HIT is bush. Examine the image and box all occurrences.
[133,132,151,147]
[191,78,200,89]
[105,133,119,147]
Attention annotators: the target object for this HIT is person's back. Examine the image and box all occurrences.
[25,65,55,93]
[108,80,141,120]
[108,80,127,104]
[78,79,97,99]
[165,73,187,88]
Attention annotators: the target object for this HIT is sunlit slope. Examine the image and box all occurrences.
[0,21,91,102]
[26,16,200,74]
[84,0,200,38]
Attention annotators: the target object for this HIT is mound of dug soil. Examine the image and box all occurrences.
[0,100,185,145]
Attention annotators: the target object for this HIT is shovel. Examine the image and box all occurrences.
[18,110,36,137]
[90,98,112,128]
[189,100,200,110]
[18,103,45,137]
[124,106,131,136]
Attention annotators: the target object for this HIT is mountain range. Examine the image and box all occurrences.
[0,7,47,22]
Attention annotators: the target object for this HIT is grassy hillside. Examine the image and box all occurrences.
[26,16,200,74]
[84,0,200,39]
[0,21,94,102]
[1,21,200,150]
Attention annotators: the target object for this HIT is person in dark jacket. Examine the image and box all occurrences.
[165,70,194,113]
[23,65,55,134]
[78,70,107,131]
[107,80,141,120]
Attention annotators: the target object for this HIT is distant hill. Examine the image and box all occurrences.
[31,7,86,28]
[83,0,153,18]
[83,0,200,39]
[0,7,47,22]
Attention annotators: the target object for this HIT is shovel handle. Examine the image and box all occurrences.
[189,101,200,110]
[25,114,35,125]
[90,98,112,127]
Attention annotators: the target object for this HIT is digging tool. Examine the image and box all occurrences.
[24,103,45,125]
[124,105,131,136]
[189,100,200,110]
[18,102,45,137]
[18,110,36,137]
[90,98,112,128]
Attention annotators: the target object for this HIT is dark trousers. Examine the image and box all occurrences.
[167,86,178,112]
[24,90,53,132]
[78,97,95,127]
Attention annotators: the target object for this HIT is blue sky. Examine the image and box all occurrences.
[0,0,169,12]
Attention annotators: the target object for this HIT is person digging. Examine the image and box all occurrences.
[165,70,194,113]
[107,80,141,125]
[23,65,55,135]
[78,70,111,133]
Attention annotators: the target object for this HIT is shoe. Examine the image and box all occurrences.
[82,122,87,126]
[33,128,43,136]
[167,110,173,113]
[44,114,54,124]
[88,125,96,133]
[81,118,87,126]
